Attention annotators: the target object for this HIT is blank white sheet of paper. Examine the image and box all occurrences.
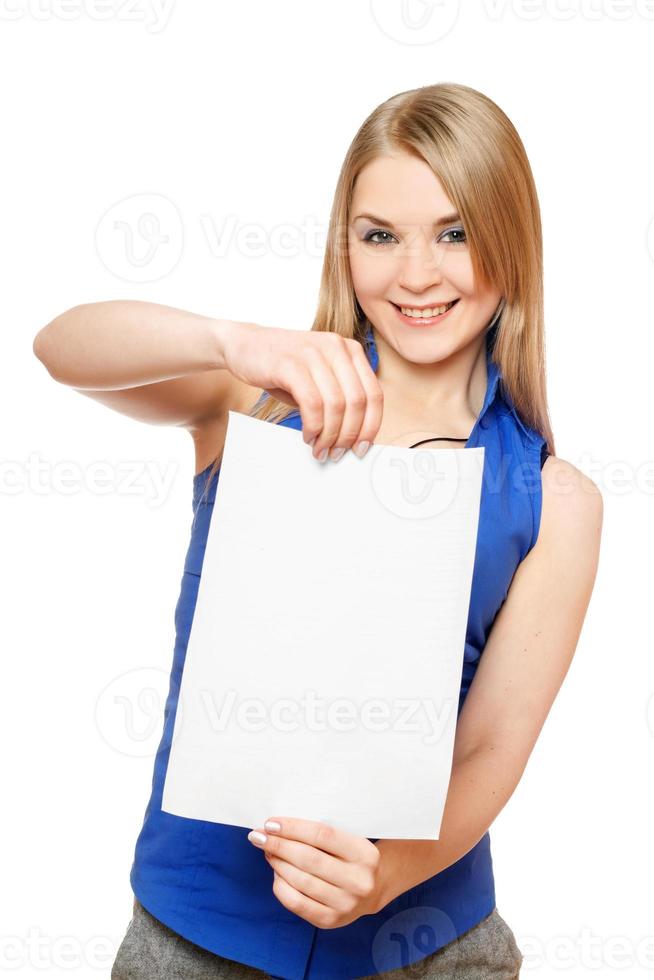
[162,410,484,840]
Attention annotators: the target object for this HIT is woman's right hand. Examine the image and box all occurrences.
[221,322,384,462]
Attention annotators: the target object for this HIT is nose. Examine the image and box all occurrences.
[396,232,446,294]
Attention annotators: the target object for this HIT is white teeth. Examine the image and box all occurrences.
[399,301,456,318]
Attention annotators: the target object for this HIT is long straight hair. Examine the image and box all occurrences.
[200,82,554,502]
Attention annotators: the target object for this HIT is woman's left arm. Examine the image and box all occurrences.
[250,457,603,925]
[374,456,604,908]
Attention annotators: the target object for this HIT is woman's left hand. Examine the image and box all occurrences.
[247,817,384,929]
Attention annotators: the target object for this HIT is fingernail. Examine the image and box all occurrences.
[308,437,316,448]
[330,447,346,462]
[248,830,267,846]
[264,820,282,832]
[353,441,370,459]
[318,448,328,463]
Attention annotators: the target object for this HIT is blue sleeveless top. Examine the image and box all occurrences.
[130,322,548,979]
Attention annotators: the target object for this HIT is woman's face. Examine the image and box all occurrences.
[348,151,502,366]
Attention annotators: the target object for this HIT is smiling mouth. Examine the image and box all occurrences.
[390,298,460,317]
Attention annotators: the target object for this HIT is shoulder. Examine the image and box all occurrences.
[541,454,603,525]
[536,454,603,573]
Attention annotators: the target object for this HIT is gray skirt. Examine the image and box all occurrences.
[111,898,523,979]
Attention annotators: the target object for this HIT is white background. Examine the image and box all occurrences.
[3,1,652,977]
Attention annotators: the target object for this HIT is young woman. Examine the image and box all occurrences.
[34,82,602,980]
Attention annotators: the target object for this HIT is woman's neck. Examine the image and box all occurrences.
[370,326,488,447]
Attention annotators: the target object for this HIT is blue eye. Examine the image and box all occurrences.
[441,227,467,245]
[363,230,396,247]
[363,227,467,247]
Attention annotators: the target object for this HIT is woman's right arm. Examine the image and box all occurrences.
[32,300,383,461]
[32,300,245,429]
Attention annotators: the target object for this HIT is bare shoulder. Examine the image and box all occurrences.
[533,454,603,598]
[190,379,265,476]
[540,454,604,543]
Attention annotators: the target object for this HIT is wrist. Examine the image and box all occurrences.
[372,842,398,913]
[209,318,240,371]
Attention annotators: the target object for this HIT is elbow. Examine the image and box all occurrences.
[32,330,62,382]
[32,327,56,377]
[32,304,83,381]
[32,327,50,367]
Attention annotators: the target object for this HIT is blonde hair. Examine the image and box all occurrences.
[200,81,554,503]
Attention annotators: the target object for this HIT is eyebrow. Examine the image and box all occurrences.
[352,211,462,229]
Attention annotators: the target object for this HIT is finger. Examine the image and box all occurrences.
[262,816,366,864]
[321,339,369,459]
[300,347,351,459]
[271,869,339,929]
[348,340,384,451]
[268,854,345,909]
[263,835,355,892]
[268,837,376,898]
[276,357,325,447]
